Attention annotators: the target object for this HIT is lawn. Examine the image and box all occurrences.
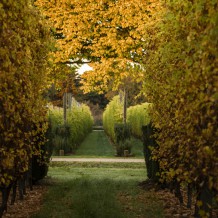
[32,162,164,218]
[53,130,144,158]
[74,130,115,157]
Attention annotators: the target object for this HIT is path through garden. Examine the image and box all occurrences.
[2,130,202,218]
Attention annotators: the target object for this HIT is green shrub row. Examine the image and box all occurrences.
[48,101,93,154]
[103,96,151,140]
[114,123,132,156]
[127,103,151,138]
[103,95,152,156]
[103,95,123,143]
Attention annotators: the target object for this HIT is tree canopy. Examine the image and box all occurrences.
[35,0,161,94]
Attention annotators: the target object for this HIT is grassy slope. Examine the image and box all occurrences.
[32,162,164,218]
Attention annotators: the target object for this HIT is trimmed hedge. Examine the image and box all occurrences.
[103,95,151,140]
[127,103,151,138]
[114,123,132,156]
[103,95,152,157]
[141,124,159,182]
[141,0,218,215]
[48,101,93,154]
[103,95,123,143]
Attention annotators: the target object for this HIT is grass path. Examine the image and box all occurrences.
[74,130,116,157]
[54,130,144,158]
[32,131,164,218]
[32,162,164,218]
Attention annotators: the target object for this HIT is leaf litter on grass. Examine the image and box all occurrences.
[117,189,164,218]
[1,183,48,218]
[4,163,217,218]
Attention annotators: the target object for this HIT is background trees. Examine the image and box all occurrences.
[35,0,161,100]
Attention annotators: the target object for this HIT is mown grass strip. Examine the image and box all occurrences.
[49,161,146,169]
[53,130,144,158]
[32,163,164,218]
[73,130,116,157]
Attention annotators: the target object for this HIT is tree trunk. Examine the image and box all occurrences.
[123,88,127,124]
[194,183,213,218]
[63,93,67,125]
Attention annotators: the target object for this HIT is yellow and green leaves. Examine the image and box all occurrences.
[0,0,53,186]
[48,101,93,152]
[142,0,218,193]
[35,0,161,94]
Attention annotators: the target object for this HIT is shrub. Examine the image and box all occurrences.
[127,103,151,138]
[103,95,123,143]
[114,123,131,156]
[48,101,93,154]
[141,124,159,182]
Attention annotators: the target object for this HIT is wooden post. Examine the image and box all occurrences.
[63,93,67,125]
[67,93,72,110]
[62,93,72,156]
[59,149,64,156]
[123,88,127,124]
[124,150,129,157]
[63,92,72,124]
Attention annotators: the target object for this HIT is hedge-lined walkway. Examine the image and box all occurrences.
[53,129,145,159]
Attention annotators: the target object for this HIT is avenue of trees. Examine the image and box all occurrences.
[35,0,217,216]
[0,0,217,217]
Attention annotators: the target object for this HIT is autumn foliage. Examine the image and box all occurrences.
[35,0,161,94]
[127,103,151,139]
[4,0,217,216]
[0,0,52,187]
[142,0,218,216]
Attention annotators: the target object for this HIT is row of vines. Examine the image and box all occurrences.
[48,101,93,155]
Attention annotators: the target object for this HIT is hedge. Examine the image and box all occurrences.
[48,101,93,154]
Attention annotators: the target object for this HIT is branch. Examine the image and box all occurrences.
[62,60,92,65]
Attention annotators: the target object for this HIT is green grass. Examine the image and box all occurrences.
[53,130,144,158]
[32,162,164,218]
[74,130,115,157]
[49,161,146,169]
[130,137,144,157]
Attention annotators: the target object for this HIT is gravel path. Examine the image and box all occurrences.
[51,157,144,163]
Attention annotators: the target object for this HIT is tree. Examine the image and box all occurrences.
[45,64,79,106]
[35,0,161,96]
